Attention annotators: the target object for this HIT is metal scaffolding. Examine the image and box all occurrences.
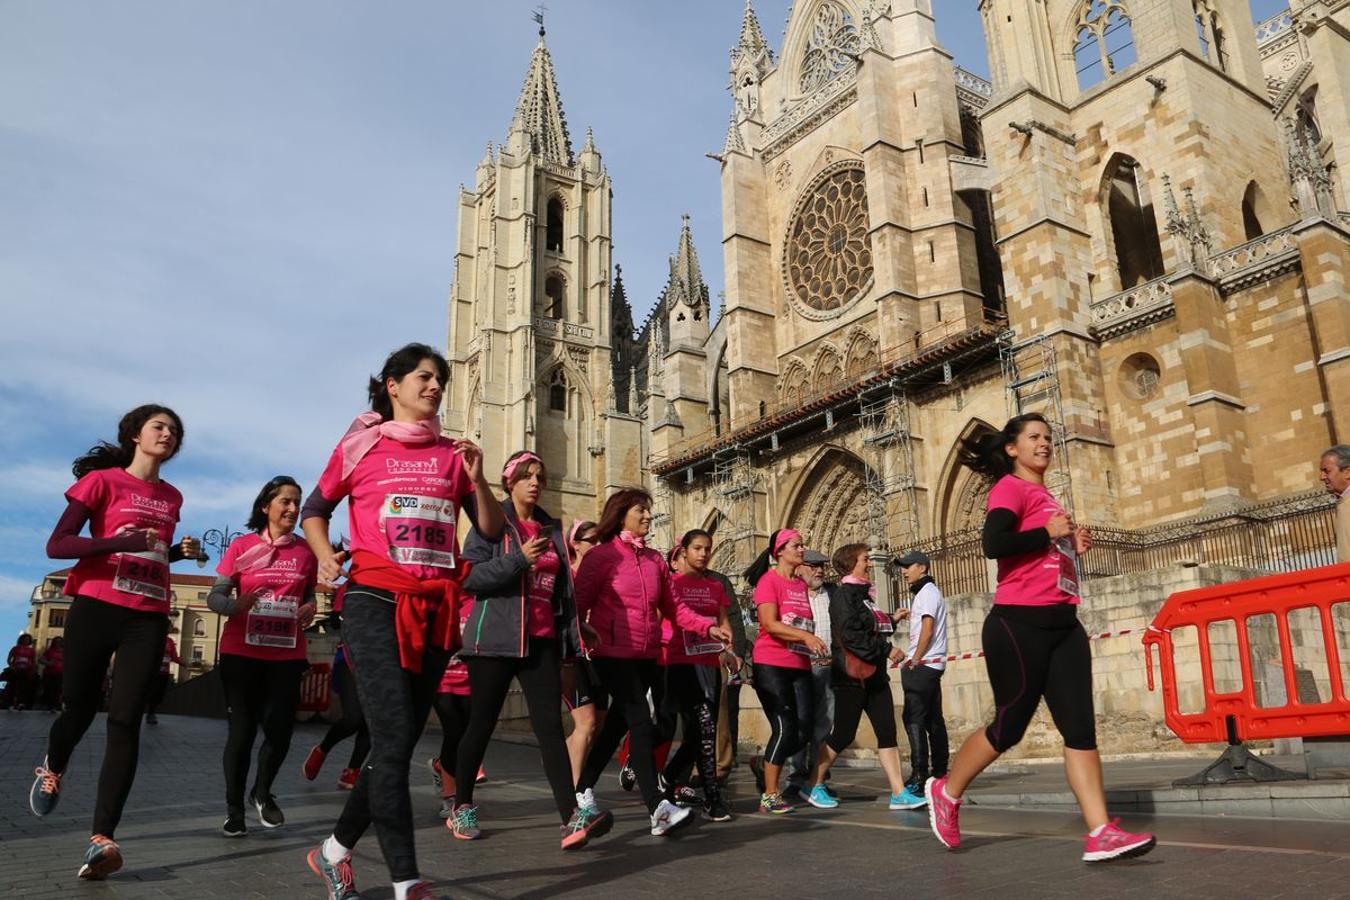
[711,445,756,603]
[1000,332,1073,514]
[858,380,921,552]
[650,475,675,552]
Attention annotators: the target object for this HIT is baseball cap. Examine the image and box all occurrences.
[894,550,930,568]
[802,550,830,566]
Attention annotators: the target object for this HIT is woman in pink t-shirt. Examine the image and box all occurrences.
[34,404,199,881]
[924,413,1155,864]
[207,475,318,837]
[745,529,830,814]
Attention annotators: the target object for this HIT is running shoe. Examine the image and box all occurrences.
[250,790,285,828]
[576,787,599,813]
[476,765,487,784]
[449,803,481,840]
[1082,819,1157,863]
[437,795,456,820]
[427,757,443,790]
[705,797,733,822]
[925,776,961,849]
[781,783,803,802]
[405,882,449,900]
[222,813,247,837]
[306,845,360,900]
[77,834,123,880]
[805,784,839,809]
[758,792,794,815]
[619,763,637,792]
[303,745,326,781]
[890,785,927,810]
[649,799,692,836]
[669,784,701,807]
[748,755,766,793]
[145,711,158,725]
[337,768,358,790]
[821,781,839,800]
[561,805,614,850]
[29,757,62,817]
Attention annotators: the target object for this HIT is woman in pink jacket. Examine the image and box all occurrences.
[573,488,731,837]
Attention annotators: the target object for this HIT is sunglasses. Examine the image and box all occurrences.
[574,535,597,545]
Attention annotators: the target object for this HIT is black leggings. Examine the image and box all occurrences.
[220,654,306,813]
[753,663,815,767]
[579,657,664,813]
[982,604,1096,753]
[659,664,721,801]
[827,674,897,753]
[320,657,370,770]
[146,672,170,714]
[46,595,168,838]
[434,692,470,787]
[332,585,449,883]
[454,638,573,821]
[901,665,949,782]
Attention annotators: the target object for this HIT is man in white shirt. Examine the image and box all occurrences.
[896,550,949,803]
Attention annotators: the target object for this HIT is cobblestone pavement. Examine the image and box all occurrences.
[2,712,1350,899]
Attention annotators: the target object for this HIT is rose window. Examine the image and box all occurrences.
[785,165,873,315]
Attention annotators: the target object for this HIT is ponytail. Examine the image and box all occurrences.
[742,528,782,588]
[957,413,1049,480]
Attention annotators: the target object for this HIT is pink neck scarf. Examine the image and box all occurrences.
[338,411,441,481]
[841,574,870,585]
[229,530,298,576]
[619,530,647,551]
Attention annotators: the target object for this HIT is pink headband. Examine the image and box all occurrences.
[773,529,802,556]
[503,452,544,485]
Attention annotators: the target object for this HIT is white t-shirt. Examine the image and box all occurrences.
[907,581,948,672]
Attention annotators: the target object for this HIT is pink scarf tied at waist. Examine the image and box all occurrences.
[338,411,442,481]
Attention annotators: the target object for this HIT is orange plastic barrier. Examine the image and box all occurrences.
[298,662,332,714]
[1143,563,1350,745]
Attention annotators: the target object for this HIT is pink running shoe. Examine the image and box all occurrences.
[302,745,326,781]
[925,776,961,849]
[476,766,487,784]
[337,768,358,790]
[1083,818,1156,863]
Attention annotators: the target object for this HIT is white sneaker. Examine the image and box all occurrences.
[650,799,692,836]
[576,788,599,813]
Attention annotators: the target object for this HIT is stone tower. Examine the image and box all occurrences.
[445,24,642,520]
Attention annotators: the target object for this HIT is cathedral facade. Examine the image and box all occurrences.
[447,0,1350,610]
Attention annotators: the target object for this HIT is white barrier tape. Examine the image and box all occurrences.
[893,624,1148,668]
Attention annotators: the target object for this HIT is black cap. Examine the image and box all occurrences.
[802,549,830,566]
[894,550,930,568]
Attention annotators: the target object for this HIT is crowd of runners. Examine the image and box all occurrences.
[18,342,1156,899]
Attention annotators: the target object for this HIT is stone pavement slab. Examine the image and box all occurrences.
[2,712,1350,899]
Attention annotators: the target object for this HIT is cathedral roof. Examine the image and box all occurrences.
[511,32,573,166]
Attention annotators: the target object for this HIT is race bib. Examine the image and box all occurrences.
[783,613,818,656]
[245,591,300,649]
[382,493,457,569]
[682,627,725,658]
[1055,537,1080,597]
[113,543,169,601]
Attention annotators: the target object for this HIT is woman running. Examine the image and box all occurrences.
[451,451,609,849]
[303,583,368,791]
[802,542,907,810]
[657,529,734,822]
[33,404,199,880]
[209,475,318,837]
[301,343,501,900]
[5,634,37,709]
[575,488,730,837]
[924,413,1155,862]
[744,529,829,814]
[562,519,607,788]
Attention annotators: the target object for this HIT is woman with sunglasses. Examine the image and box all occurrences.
[562,520,607,796]
[208,476,318,837]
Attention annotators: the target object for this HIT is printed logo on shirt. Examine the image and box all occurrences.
[385,458,440,476]
[129,493,174,515]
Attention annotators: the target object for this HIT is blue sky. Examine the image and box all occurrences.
[0,0,1290,644]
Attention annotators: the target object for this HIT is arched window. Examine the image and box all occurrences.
[546,197,564,253]
[544,275,564,319]
[1193,1,1229,72]
[1074,1,1137,91]
[193,619,206,637]
[1297,89,1323,146]
[1104,155,1165,288]
[1241,181,1276,241]
[549,368,567,412]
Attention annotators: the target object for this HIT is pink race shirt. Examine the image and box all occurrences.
[216,534,318,661]
[315,436,475,580]
[751,569,814,671]
[518,519,560,640]
[63,468,182,614]
[661,573,729,667]
[987,474,1079,606]
[439,601,474,696]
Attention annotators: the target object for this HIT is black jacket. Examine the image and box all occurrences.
[459,499,581,659]
[828,582,893,687]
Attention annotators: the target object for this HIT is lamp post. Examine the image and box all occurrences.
[199,526,244,668]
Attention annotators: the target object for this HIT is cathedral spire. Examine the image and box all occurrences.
[672,214,707,312]
[510,26,574,166]
[731,0,772,66]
